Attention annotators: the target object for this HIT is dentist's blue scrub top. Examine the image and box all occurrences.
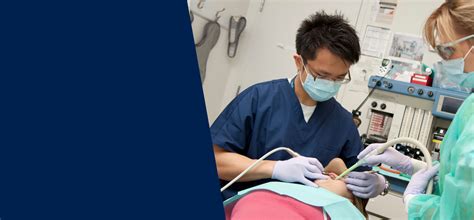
[211,79,367,200]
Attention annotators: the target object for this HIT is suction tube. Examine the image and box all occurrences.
[220,147,299,192]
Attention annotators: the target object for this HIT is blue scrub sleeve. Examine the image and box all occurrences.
[340,120,370,172]
[210,88,256,154]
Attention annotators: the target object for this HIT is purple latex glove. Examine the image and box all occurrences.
[358,143,413,174]
[346,172,386,199]
[272,156,328,187]
[404,164,439,197]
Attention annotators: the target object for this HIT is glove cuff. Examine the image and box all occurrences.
[376,173,387,195]
[403,194,416,212]
[271,161,282,180]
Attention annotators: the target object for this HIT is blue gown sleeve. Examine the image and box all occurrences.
[210,87,257,154]
[407,94,474,220]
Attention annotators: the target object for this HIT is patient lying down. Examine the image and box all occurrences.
[225,158,369,220]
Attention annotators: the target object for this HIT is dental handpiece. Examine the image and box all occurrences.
[335,144,387,180]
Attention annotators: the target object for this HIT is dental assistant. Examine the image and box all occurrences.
[358,0,474,219]
[211,12,387,200]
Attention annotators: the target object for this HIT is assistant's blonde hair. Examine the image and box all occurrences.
[423,0,474,48]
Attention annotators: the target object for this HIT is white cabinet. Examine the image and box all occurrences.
[366,192,407,220]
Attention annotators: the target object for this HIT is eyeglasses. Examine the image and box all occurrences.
[432,34,474,60]
[303,65,351,84]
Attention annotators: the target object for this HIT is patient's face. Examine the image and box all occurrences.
[315,173,353,201]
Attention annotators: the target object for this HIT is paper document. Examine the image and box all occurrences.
[362,25,391,58]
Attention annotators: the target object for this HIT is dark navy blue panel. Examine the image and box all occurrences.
[211,79,368,199]
[0,1,223,219]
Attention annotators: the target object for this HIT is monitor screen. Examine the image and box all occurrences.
[441,96,463,115]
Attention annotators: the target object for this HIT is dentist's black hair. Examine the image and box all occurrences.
[296,11,361,64]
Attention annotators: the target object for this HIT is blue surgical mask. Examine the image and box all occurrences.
[299,65,341,102]
[434,46,474,91]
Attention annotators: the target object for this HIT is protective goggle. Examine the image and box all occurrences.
[433,34,474,60]
[303,64,352,84]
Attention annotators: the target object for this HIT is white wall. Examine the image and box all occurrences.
[220,0,364,120]
[189,0,251,124]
